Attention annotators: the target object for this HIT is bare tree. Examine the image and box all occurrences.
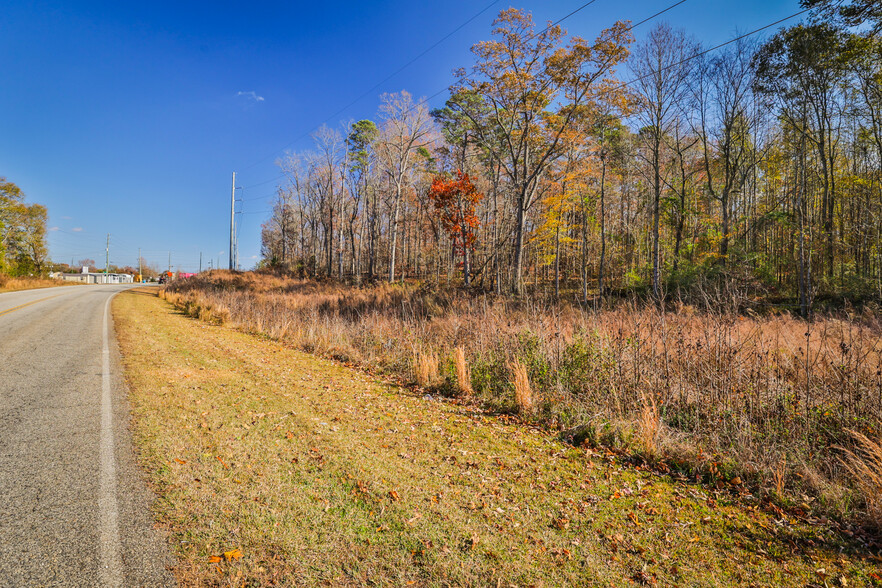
[375,91,434,283]
[630,22,698,299]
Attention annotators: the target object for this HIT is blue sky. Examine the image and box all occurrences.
[2,0,805,272]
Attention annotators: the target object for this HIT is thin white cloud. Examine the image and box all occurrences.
[236,91,264,102]
[71,227,83,232]
[48,226,59,231]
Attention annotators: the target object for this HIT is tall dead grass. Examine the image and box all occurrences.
[0,275,68,292]
[454,347,472,396]
[414,351,439,388]
[840,428,882,528]
[639,392,660,458]
[510,359,533,414]
[161,270,882,526]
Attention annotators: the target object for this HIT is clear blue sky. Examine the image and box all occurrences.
[2,0,804,272]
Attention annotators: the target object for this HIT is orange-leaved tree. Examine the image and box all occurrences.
[427,171,483,286]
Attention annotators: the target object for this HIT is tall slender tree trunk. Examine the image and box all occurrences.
[599,153,607,298]
[554,221,561,300]
[389,183,402,282]
[651,134,662,300]
[512,189,527,295]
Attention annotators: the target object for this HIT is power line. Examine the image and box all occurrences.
[239,0,504,176]
[239,1,814,234]
[630,0,688,30]
[238,0,618,192]
[621,6,812,90]
[416,0,690,108]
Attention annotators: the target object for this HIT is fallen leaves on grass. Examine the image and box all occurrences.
[208,549,243,563]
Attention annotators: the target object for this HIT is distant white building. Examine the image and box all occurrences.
[58,269,133,284]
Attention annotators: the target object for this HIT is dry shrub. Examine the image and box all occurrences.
[840,428,882,526]
[510,359,533,414]
[454,347,472,396]
[414,351,439,388]
[639,392,660,458]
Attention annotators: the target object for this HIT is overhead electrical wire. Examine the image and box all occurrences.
[237,0,687,194]
[239,0,505,176]
[620,6,812,89]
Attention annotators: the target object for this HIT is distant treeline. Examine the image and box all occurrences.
[261,1,882,313]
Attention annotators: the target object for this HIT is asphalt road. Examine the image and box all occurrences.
[0,285,175,587]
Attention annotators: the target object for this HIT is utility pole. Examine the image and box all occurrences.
[138,247,142,281]
[168,251,171,273]
[199,251,203,273]
[105,234,110,274]
[230,171,236,270]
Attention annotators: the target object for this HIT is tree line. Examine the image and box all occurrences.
[260,1,882,312]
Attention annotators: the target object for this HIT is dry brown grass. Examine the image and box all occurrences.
[639,391,660,458]
[510,359,533,414]
[0,275,69,292]
[454,347,472,396]
[414,350,439,388]
[160,270,882,526]
[840,428,882,527]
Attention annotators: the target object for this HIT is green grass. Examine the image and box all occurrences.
[113,289,882,587]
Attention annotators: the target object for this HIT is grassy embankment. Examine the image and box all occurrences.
[114,287,881,586]
[160,271,882,532]
[0,275,69,292]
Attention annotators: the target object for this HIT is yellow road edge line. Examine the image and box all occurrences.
[0,293,65,318]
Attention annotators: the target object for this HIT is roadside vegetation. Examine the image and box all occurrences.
[116,287,882,586]
[0,275,71,292]
[163,271,882,538]
[0,177,49,279]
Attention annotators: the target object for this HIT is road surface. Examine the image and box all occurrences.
[0,285,175,587]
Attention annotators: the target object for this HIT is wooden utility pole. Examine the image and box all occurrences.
[105,234,110,274]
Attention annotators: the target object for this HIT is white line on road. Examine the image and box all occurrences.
[99,294,123,587]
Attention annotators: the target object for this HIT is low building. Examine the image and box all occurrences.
[58,271,134,284]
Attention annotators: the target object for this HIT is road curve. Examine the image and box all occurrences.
[0,285,175,587]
